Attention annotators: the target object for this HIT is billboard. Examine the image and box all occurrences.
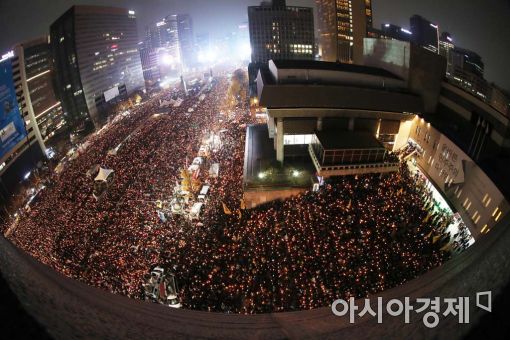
[0,59,27,159]
[104,86,119,103]
[363,38,411,81]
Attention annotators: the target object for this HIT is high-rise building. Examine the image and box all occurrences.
[410,15,439,54]
[380,24,413,42]
[145,15,180,65]
[488,85,510,116]
[439,32,455,76]
[248,0,315,63]
[448,47,487,98]
[139,44,161,86]
[451,47,484,78]
[316,0,373,64]
[177,14,195,67]
[0,36,68,197]
[50,6,145,130]
[143,14,182,83]
[146,15,178,49]
[0,53,45,197]
[438,32,487,98]
[248,0,314,95]
[14,37,66,150]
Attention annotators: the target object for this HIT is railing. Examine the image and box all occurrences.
[308,144,400,175]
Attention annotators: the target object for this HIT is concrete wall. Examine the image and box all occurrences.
[363,38,446,113]
[271,67,406,90]
[259,83,423,112]
[408,45,446,113]
[244,187,307,208]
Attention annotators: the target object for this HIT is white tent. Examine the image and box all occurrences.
[173,98,183,107]
[94,168,114,182]
[160,99,174,108]
[192,157,203,166]
[86,164,100,177]
[209,163,219,178]
[190,202,204,219]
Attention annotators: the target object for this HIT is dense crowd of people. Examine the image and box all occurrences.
[4,74,458,314]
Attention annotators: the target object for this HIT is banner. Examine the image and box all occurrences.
[0,59,27,159]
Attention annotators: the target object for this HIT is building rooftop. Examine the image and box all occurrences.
[270,59,403,81]
[315,130,385,150]
[256,60,423,112]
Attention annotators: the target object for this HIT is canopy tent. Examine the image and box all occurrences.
[94,168,114,183]
[173,98,183,107]
[209,163,219,178]
[192,157,204,166]
[190,202,204,219]
[86,164,100,177]
[160,99,173,108]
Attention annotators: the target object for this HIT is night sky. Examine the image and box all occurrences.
[0,0,509,90]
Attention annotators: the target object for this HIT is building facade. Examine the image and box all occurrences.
[439,32,455,75]
[50,6,145,130]
[0,36,68,199]
[255,60,420,164]
[410,15,439,54]
[142,14,183,85]
[363,38,446,113]
[316,0,373,64]
[139,44,161,86]
[248,0,315,63]
[409,115,508,238]
[145,15,180,65]
[146,15,179,50]
[15,37,66,150]
[380,24,413,42]
[248,0,315,95]
[0,54,45,197]
[177,14,194,68]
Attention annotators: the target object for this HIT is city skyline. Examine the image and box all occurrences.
[0,0,509,90]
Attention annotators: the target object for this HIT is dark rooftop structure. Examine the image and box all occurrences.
[257,60,423,112]
[270,59,404,80]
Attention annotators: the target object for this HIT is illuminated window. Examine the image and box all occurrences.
[463,198,472,211]
[481,224,489,234]
[472,211,480,222]
[482,193,488,204]
[495,210,502,222]
[482,193,492,208]
[284,134,314,145]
